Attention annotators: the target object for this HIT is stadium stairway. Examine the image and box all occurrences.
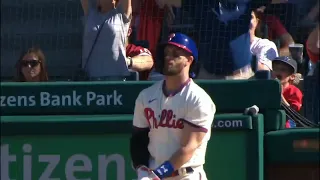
[1,0,83,81]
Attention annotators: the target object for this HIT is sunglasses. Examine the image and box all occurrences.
[20,60,40,68]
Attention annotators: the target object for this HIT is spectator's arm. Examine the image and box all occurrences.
[130,55,154,71]
[81,0,96,16]
[278,33,295,56]
[119,0,132,19]
[265,15,294,56]
[307,24,320,63]
[81,0,89,16]
[287,93,303,111]
[281,94,291,106]
[282,88,303,111]
[127,48,154,71]
[305,2,319,21]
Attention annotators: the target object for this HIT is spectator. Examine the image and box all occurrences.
[250,10,279,71]
[257,6,295,56]
[228,10,279,79]
[192,0,291,80]
[126,27,154,80]
[15,47,48,82]
[131,0,141,28]
[292,73,302,86]
[81,0,132,80]
[305,24,319,76]
[301,1,319,24]
[272,56,303,112]
[306,24,319,64]
[136,0,165,57]
[305,24,319,124]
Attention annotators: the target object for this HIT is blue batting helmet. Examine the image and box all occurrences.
[155,33,199,77]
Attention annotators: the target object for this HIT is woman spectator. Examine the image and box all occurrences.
[81,0,132,80]
[229,10,279,79]
[15,47,48,82]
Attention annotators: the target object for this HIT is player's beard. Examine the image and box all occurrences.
[162,61,184,76]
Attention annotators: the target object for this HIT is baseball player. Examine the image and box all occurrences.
[130,33,216,180]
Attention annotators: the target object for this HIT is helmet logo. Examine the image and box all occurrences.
[168,33,175,41]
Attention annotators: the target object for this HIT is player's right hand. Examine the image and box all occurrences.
[136,166,161,180]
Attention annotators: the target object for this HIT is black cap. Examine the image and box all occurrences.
[272,56,297,73]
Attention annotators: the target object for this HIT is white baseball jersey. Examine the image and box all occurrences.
[133,79,216,169]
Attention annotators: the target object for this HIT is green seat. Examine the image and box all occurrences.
[206,114,264,180]
[265,128,320,164]
[264,110,286,132]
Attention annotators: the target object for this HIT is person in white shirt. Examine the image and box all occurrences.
[130,33,215,180]
[229,10,279,79]
[81,0,132,80]
[250,10,279,71]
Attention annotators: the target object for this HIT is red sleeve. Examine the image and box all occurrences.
[283,86,303,111]
[126,44,152,58]
[265,15,288,39]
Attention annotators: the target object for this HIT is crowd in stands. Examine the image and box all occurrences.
[1,0,319,123]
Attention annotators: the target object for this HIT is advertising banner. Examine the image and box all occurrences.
[1,135,136,180]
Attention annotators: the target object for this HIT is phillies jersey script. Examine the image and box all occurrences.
[133,79,216,169]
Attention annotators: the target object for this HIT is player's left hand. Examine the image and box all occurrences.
[149,171,161,180]
[137,166,161,180]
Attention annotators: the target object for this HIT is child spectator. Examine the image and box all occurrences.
[273,56,303,111]
[15,47,48,82]
[272,56,303,128]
